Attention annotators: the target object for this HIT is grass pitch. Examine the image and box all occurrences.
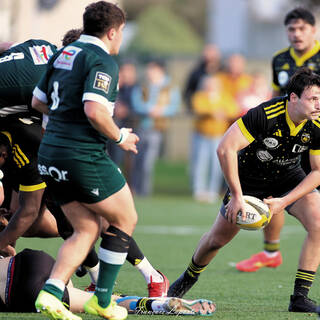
[3,161,319,319]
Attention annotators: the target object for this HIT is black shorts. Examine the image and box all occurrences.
[4,249,69,312]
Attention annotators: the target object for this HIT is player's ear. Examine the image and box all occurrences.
[289,92,298,102]
[107,27,116,40]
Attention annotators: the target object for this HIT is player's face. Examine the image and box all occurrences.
[109,23,125,55]
[298,85,320,120]
[286,19,316,54]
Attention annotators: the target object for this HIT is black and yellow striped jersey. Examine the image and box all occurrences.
[236,96,320,181]
[0,119,45,192]
[271,40,320,95]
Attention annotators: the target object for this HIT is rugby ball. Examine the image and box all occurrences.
[236,195,271,230]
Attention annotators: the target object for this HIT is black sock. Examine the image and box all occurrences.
[82,248,99,268]
[294,269,315,297]
[126,237,145,266]
[186,257,207,279]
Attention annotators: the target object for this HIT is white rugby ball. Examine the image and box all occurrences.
[236,195,271,230]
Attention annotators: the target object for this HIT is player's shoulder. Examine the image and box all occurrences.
[272,47,290,62]
[272,46,290,58]
[246,96,286,121]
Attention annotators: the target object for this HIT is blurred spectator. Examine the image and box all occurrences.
[131,60,181,196]
[191,75,238,202]
[216,53,253,119]
[107,61,138,184]
[237,71,272,115]
[184,44,221,113]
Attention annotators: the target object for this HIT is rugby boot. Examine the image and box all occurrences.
[164,297,216,316]
[35,290,82,320]
[288,292,317,313]
[148,270,169,297]
[84,295,127,320]
[236,251,282,272]
[167,271,198,298]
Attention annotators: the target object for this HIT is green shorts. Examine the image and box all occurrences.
[38,144,126,205]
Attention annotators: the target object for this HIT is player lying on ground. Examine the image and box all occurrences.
[0,248,215,316]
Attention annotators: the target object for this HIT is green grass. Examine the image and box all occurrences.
[3,160,319,319]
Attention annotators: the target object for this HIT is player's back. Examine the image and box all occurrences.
[0,39,57,107]
[41,39,119,150]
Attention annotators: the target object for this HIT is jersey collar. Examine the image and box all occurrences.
[285,101,307,136]
[289,40,320,67]
[78,34,110,54]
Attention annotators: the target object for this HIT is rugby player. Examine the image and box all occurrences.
[168,68,320,313]
[236,7,320,273]
[0,29,168,299]
[31,2,146,319]
[0,245,215,315]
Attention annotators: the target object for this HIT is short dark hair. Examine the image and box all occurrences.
[284,7,315,26]
[83,1,125,38]
[286,67,320,98]
[62,28,83,47]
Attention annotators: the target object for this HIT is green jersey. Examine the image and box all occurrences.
[0,39,57,110]
[34,34,119,150]
[271,40,320,95]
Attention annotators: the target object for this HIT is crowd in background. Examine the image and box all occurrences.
[108,45,271,200]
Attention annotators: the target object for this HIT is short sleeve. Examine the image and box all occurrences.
[82,62,119,116]
[237,106,267,142]
[271,57,280,91]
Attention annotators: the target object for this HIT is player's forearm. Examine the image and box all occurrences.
[217,147,242,198]
[282,170,320,207]
[31,96,50,114]
[85,102,121,142]
[0,208,38,249]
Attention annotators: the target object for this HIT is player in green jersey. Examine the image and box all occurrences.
[32,2,140,320]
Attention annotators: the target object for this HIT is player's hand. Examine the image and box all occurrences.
[263,197,285,216]
[118,128,139,154]
[225,195,246,224]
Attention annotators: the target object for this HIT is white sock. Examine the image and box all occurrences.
[263,250,279,258]
[151,299,167,312]
[85,263,100,284]
[135,257,163,284]
[46,278,65,291]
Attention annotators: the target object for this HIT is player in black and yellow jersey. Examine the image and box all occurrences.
[168,68,320,313]
[236,7,320,274]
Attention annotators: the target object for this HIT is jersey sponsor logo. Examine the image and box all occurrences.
[278,70,289,86]
[292,144,308,153]
[280,63,290,70]
[273,156,299,166]
[273,129,282,137]
[308,62,316,70]
[93,72,111,94]
[91,188,99,196]
[53,46,82,70]
[256,150,273,162]
[29,45,54,65]
[0,52,24,64]
[263,137,278,149]
[301,132,310,143]
[38,164,69,182]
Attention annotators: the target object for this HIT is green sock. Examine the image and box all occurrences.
[42,283,64,301]
[95,260,122,308]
